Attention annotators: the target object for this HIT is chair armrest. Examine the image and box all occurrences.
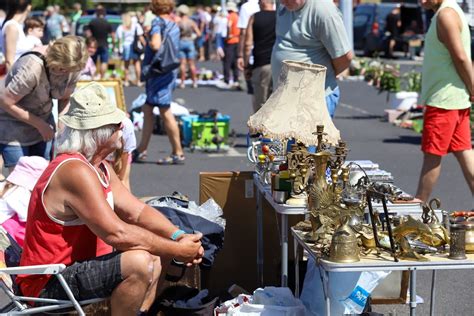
[0,264,66,275]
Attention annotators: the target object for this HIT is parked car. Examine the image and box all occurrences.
[353,3,425,57]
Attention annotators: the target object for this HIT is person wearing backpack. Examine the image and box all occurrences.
[134,0,185,165]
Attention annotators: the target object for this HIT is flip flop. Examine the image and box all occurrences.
[157,155,185,165]
[132,150,147,163]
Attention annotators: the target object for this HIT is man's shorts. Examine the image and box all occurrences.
[38,252,123,302]
[421,105,472,156]
[92,46,109,64]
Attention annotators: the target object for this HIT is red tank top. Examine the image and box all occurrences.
[17,153,113,298]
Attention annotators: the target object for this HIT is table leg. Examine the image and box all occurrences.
[294,235,300,298]
[281,213,288,287]
[430,270,436,316]
[256,189,264,287]
[323,269,331,316]
[410,269,417,316]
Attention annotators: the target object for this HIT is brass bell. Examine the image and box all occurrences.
[329,219,360,263]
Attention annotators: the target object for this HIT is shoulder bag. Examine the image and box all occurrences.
[142,18,180,80]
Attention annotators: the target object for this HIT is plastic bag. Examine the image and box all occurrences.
[215,287,308,316]
[341,271,390,314]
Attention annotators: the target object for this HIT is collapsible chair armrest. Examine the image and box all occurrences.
[0,264,66,275]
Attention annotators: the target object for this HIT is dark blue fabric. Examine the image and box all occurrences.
[154,207,224,269]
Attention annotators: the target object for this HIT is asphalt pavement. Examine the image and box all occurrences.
[125,61,473,315]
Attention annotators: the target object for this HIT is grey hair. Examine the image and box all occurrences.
[56,125,116,161]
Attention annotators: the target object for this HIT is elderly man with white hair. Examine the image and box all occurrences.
[17,82,204,316]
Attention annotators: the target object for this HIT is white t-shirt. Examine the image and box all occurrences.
[1,19,29,62]
[213,14,228,37]
[116,23,144,47]
[106,117,137,163]
[24,35,43,51]
[237,0,260,29]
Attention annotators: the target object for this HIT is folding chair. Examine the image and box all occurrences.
[0,227,105,315]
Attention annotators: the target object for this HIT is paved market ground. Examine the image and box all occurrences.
[126,60,473,315]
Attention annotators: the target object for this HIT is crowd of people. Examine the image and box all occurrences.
[0,0,471,314]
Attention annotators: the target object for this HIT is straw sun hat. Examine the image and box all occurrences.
[226,2,238,12]
[60,82,126,130]
[177,4,190,15]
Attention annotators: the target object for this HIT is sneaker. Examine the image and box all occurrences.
[156,155,185,165]
[192,82,198,89]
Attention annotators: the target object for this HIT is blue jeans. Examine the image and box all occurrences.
[0,141,53,168]
[326,86,340,118]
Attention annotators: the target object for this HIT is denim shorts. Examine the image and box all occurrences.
[38,252,123,302]
[178,40,197,60]
[0,141,52,168]
[92,46,109,64]
[122,44,139,61]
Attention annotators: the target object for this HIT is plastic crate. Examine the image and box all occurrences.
[180,114,230,147]
[191,121,229,150]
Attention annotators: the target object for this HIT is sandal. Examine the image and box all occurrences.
[156,155,185,165]
[132,150,147,163]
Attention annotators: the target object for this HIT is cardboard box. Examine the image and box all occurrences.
[199,171,303,293]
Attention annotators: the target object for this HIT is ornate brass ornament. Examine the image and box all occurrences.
[329,217,360,263]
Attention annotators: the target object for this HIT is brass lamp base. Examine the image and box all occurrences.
[286,192,308,206]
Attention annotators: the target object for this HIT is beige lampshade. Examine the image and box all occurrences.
[247,61,341,145]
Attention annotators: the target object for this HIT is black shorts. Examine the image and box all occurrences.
[38,252,123,301]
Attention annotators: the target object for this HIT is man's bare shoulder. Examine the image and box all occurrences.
[53,159,100,191]
[437,7,462,27]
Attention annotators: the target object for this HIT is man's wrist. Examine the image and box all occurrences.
[170,229,186,241]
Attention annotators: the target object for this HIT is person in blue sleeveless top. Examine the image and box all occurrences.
[134,0,186,165]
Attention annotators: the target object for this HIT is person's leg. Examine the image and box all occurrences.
[111,250,162,315]
[179,58,187,88]
[1,145,26,172]
[415,153,443,202]
[325,87,340,118]
[123,60,131,86]
[29,140,53,161]
[159,106,184,157]
[251,66,263,113]
[189,58,198,87]
[100,47,110,79]
[453,150,474,195]
[136,104,154,155]
[231,44,239,85]
[223,43,232,84]
[133,59,142,86]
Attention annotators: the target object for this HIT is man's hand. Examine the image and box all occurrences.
[36,120,55,141]
[175,233,204,266]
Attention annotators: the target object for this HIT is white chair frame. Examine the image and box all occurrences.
[0,264,105,315]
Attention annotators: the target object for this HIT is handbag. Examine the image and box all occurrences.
[132,27,144,55]
[142,18,180,80]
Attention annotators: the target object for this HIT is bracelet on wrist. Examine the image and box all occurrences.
[171,229,186,241]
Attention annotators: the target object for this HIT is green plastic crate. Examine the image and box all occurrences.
[191,121,229,150]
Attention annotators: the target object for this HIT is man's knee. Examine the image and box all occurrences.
[121,250,162,283]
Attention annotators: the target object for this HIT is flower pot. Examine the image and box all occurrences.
[389,91,418,111]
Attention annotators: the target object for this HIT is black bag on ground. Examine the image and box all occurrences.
[141,17,180,80]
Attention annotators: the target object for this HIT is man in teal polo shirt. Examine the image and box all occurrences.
[271,0,353,117]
